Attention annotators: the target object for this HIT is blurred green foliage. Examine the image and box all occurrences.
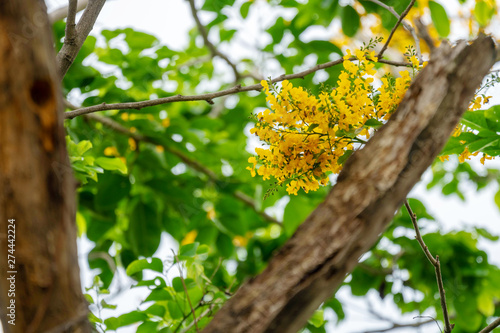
[54,0,500,331]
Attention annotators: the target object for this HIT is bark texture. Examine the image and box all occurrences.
[203,37,496,333]
[0,1,90,332]
[55,0,106,79]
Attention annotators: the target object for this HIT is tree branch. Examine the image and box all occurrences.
[200,36,496,333]
[356,318,435,333]
[64,57,411,119]
[479,317,500,333]
[414,17,436,52]
[187,0,241,81]
[404,201,453,333]
[369,0,422,62]
[62,0,78,49]
[49,0,89,23]
[56,0,106,79]
[82,113,281,225]
[377,0,417,59]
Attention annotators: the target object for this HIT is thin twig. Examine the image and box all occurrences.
[188,0,240,81]
[414,17,436,52]
[49,0,89,23]
[82,113,281,225]
[404,200,453,333]
[180,306,215,333]
[368,0,422,62]
[172,250,199,332]
[56,0,106,79]
[64,0,78,47]
[478,317,500,333]
[358,304,437,333]
[377,0,417,59]
[65,57,411,119]
[357,319,435,333]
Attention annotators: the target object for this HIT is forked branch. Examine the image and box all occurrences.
[56,0,106,79]
[369,0,422,62]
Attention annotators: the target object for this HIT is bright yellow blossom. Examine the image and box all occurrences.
[248,48,415,195]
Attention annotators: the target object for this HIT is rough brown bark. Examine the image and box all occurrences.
[202,37,496,333]
[0,1,90,332]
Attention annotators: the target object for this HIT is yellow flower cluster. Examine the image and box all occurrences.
[441,95,495,165]
[247,49,413,195]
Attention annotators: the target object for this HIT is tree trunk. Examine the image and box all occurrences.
[203,37,496,333]
[0,1,90,332]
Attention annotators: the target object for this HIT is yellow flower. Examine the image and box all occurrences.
[128,138,137,151]
[233,235,248,247]
[480,154,493,165]
[181,230,197,245]
[410,55,419,68]
[104,146,119,156]
[248,46,418,195]
[206,207,216,220]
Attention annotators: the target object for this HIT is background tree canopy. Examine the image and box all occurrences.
[6,0,500,332]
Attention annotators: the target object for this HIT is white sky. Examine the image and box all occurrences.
[18,1,500,333]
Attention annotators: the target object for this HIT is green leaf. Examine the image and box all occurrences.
[341,6,360,37]
[137,322,159,333]
[126,200,162,257]
[462,110,496,135]
[179,242,199,257]
[143,303,166,317]
[307,123,320,132]
[240,1,251,19]
[100,299,117,310]
[325,298,345,321]
[474,0,495,27]
[197,244,210,255]
[484,105,500,132]
[428,1,450,37]
[267,17,286,44]
[95,157,128,174]
[364,118,383,129]
[338,150,353,165]
[172,277,196,292]
[167,301,183,319]
[283,195,315,236]
[495,189,500,211]
[144,288,172,302]
[88,311,102,324]
[202,0,235,12]
[216,232,234,257]
[76,211,86,238]
[76,140,93,156]
[84,293,94,304]
[94,173,131,212]
[104,311,147,330]
[308,309,325,328]
[123,28,158,50]
[474,227,499,241]
[126,258,164,276]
